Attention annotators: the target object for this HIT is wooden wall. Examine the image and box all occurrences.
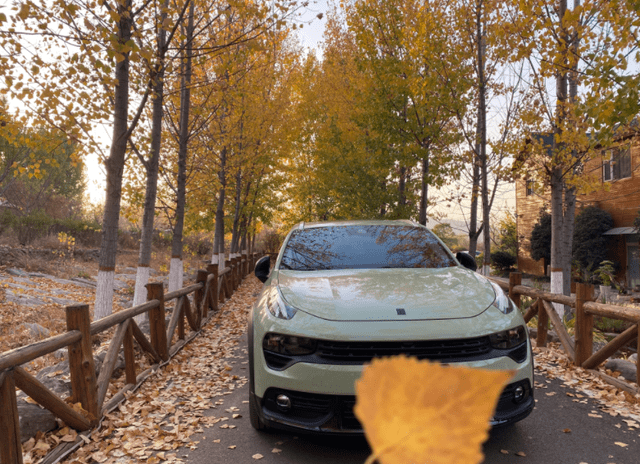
[515,178,547,276]
[516,138,640,277]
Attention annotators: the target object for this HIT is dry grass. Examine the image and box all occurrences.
[0,239,212,374]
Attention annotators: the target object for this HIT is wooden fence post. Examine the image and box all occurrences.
[537,300,549,347]
[508,272,522,310]
[232,257,239,290]
[0,370,23,464]
[207,264,219,313]
[225,258,231,290]
[637,323,640,386]
[146,282,168,362]
[196,270,207,320]
[66,304,99,422]
[575,283,594,366]
[123,323,136,386]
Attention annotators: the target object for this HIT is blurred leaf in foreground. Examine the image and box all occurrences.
[354,356,514,464]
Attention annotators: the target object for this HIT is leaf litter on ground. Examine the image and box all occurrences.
[22,275,262,464]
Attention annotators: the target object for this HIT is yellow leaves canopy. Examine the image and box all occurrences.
[355,356,514,464]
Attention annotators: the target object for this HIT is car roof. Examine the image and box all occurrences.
[293,219,422,230]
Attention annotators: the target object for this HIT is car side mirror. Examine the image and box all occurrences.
[254,255,271,283]
[456,252,477,272]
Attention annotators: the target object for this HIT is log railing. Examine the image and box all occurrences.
[0,252,260,464]
[493,272,640,394]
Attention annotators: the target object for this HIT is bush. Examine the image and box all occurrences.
[491,251,517,273]
[530,210,551,263]
[184,233,212,257]
[9,210,55,245]
[572,206,613,272]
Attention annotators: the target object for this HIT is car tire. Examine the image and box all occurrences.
[249,394,267,431]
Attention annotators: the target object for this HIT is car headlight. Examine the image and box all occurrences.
[490,326,527,349]
[490,281,515,314]
[263,333,317,355]
[266,288,298,320]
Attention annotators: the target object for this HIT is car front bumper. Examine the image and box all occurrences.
[250,324,534,433]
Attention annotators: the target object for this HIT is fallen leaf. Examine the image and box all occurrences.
[232,414,242,419]
[562,428,571,433]
[515,451,526,457]
[252,454,264,460]
[213,439,221,443]
[354,356,513,464]
[614,442,628,447]
[500,449,509,454]
[228,445,236,450]
[272,448,282,454]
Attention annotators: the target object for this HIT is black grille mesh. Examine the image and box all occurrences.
[315,337,492,363]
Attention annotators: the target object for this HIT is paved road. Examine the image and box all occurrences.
[180,333,640,464]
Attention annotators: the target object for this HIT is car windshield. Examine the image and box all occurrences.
[279,225,457,271]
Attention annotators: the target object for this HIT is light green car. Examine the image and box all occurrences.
[248,220,534,433]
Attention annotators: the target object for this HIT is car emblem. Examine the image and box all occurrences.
[396,308,406,315]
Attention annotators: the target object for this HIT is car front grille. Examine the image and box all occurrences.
[315,337,492,363]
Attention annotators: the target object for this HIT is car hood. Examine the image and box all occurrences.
[276,267,496,322]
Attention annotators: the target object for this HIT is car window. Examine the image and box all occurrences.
[279,225,457,271]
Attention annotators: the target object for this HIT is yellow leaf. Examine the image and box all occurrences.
[252,454,264,460]
[354,356,513,464]
[615,442,628,447]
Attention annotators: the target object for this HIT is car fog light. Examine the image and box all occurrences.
[276,394,292,411]
[514,385,525,402]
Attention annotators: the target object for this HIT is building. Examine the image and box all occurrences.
[515,135,640,290]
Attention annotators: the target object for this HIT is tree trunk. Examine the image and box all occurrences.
[212,146,227,268]
[468,148,481,256]
[230,167,242,254]
[133,3,169,312]
[398,165,407,209]
[169,1,194,294]
[94,0,133,320]
[550,0,572,318]
[477,1,491,276]
[418,155,429,226]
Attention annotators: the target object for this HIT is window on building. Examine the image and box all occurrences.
[603,145,632,182]
[525,180,534,196]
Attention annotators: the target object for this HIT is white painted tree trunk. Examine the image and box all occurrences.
[219,252,225,270]
[551,270,564,318]
[133,266,150,324]
[168,258,183,293]
[211,254,219,265]
[94,270,115,320]
[482,264,491,277]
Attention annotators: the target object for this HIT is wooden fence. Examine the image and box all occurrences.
[0,253,260,464]
[493,272,640,394]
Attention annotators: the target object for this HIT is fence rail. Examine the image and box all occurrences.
[0,253,260,464]
[493,272,640,393]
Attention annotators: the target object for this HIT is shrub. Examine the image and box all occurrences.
[495,212,517,256]
[10,210,55,245]
[184,233,212,257]
[530,210,551,264]
[572,206,613,271]
[491,251,517,273]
